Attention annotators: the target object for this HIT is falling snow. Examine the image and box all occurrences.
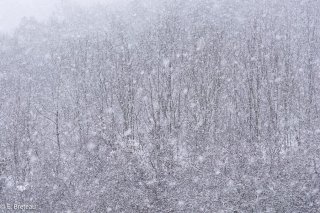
[0,0,320,212]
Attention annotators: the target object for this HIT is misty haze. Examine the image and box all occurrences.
[0,0,320,212]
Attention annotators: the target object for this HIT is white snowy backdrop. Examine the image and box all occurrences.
[0,0,320,212]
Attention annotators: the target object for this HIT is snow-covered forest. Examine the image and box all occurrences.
[1,0,320,212]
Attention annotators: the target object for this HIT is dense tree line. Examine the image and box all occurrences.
[0,0,320,212]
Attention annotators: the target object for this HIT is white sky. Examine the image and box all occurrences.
[0,0,109,32]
